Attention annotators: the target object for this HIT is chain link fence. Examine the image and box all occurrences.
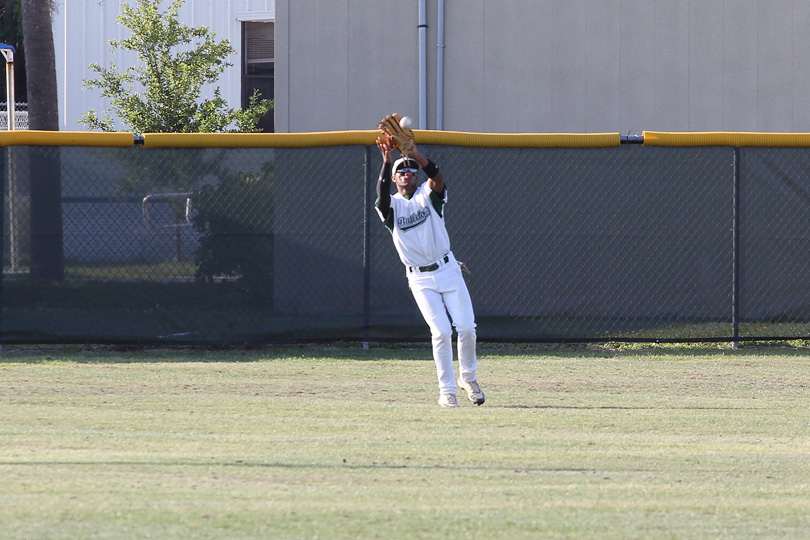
[0,103,28,130]
[3,133,810,344]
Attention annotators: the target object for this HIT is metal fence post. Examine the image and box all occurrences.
[0,147,4,350]
[732,147,741,348]
[362,146,372,348]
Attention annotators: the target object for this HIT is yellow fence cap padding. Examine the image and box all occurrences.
[417,131,620,148]
[643,131,810,147]
[0,130,135,147]
[141,131,380,148]
[142,130,620,149]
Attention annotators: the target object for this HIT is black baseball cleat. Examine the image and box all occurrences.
[458,378,485,405]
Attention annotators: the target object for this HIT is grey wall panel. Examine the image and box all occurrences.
[654,2,690,131]
[515,3,555,132]
[347,2,417,127]
[619,1,655,133]
[275,0,289,131]
[286,1,350,131]
[689,2,725,130]
[549,2,589,132]
[585,0,621,133]
[758,1,793,131]
[444,0,486,132]
[791,1,810,130]
[724,5,759,131]
[482,1,523,132]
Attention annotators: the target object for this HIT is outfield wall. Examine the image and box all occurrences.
[3,130,810,344]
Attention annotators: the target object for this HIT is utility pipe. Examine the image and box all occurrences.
[436,0,445,130]
[418,0,427,128]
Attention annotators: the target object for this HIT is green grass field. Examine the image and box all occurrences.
[1,344,808,539]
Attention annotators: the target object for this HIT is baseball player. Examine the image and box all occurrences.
[375,136,485,408]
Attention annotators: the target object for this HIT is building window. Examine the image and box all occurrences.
[242,21,274,132]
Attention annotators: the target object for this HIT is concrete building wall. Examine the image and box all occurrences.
[276,0,810,134]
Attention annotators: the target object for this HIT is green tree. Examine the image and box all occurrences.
[80,0,271,134]
[0,0,22,44]
[0,0,27,102]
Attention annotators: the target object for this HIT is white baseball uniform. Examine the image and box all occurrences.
[377,181,478,396]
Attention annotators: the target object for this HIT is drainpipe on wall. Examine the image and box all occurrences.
[418,0,427,128]
[436,0,445,130]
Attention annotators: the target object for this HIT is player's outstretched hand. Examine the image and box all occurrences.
[376,136,392,163]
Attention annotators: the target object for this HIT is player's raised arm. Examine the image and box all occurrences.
[375,137,393,219]
[409,144,444,194]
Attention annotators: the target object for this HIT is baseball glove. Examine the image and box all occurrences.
[378,113,415,158]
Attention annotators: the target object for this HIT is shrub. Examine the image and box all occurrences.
[192,167,274,304]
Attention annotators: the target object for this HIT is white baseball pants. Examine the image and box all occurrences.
[407,252,477,395]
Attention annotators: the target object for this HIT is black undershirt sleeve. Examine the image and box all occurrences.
[376,162,393,218]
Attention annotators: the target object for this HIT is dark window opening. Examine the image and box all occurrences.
[242,21,274,133]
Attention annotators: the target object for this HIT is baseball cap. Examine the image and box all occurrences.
[393,157,419,173]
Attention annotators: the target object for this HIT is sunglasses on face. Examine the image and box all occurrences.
[397,168,418,174]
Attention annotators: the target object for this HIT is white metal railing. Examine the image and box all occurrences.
[0,102,28,130]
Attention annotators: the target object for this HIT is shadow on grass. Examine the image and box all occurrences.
[0,459,609,474]
[496,404,763,410]
[2,340,810,365]
[0,343,436,364]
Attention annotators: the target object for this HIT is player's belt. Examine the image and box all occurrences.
[409,254,450,273]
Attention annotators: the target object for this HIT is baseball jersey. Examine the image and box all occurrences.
[378,183,451,268]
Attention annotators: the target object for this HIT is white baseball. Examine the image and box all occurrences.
[399,116,413,128]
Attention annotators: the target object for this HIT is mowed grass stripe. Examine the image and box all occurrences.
[0,346,808,539]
